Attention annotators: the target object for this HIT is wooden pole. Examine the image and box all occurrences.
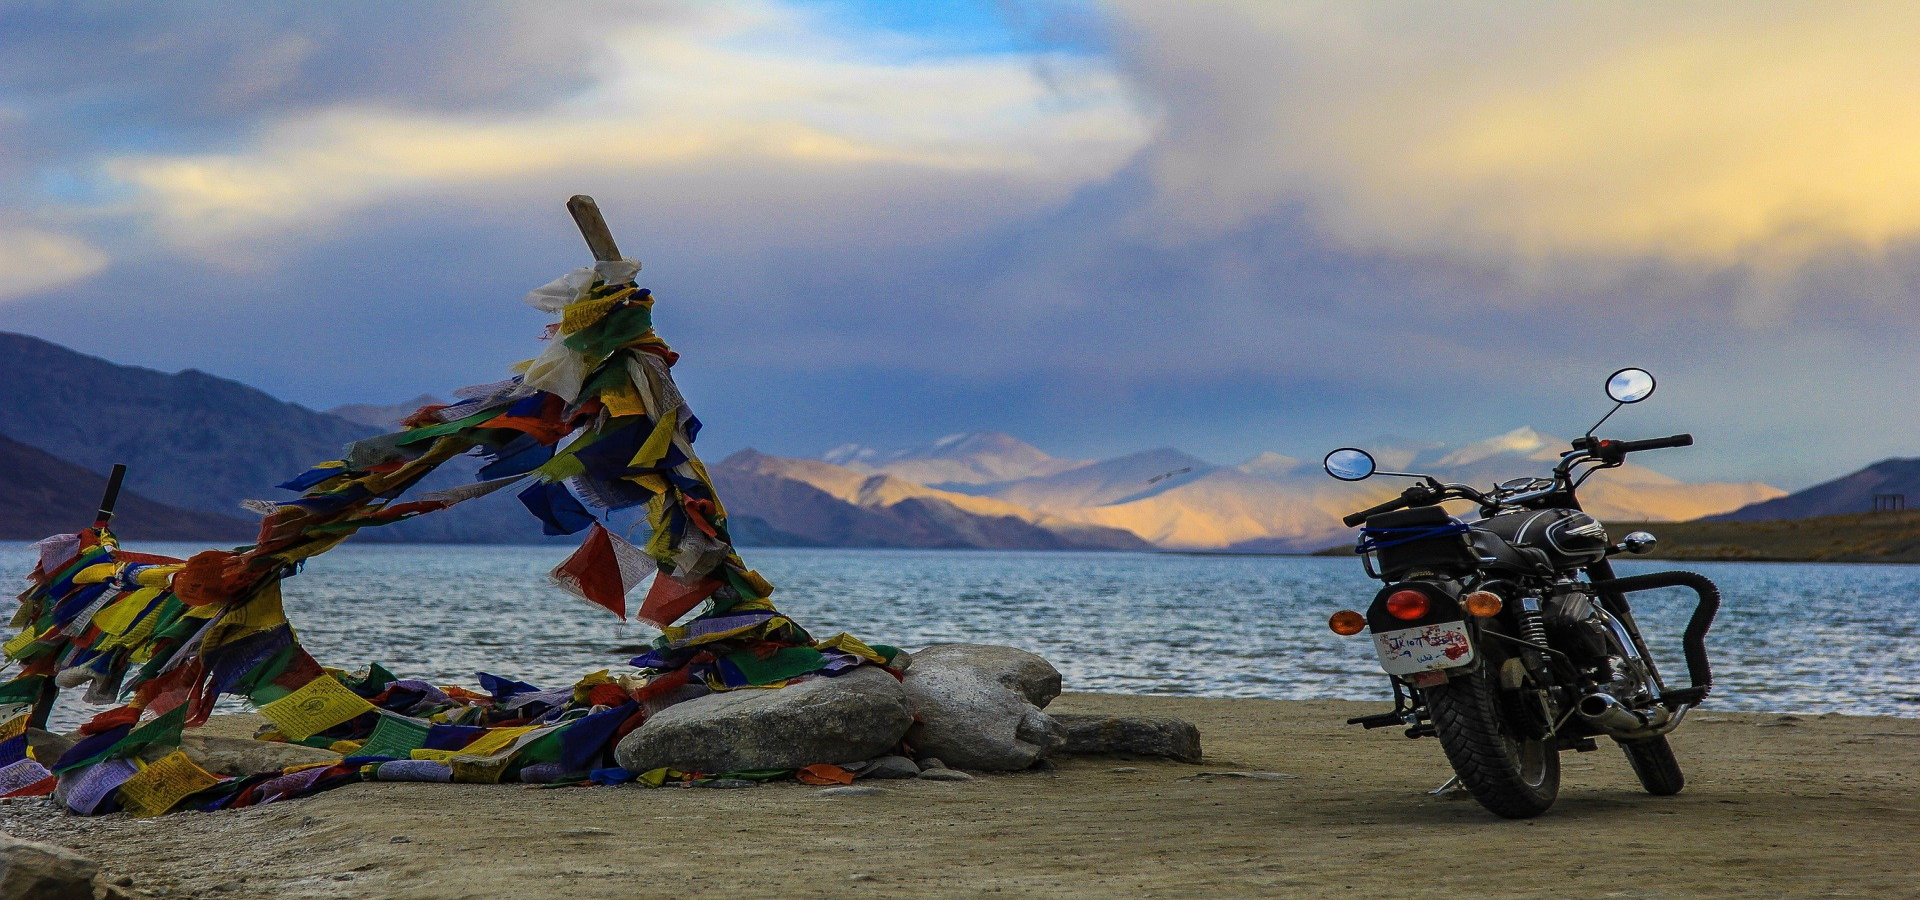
[567,195,623,262]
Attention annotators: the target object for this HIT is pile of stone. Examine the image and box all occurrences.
[614,643,1201,778]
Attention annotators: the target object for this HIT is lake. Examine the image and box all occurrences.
[7,543,1916,723]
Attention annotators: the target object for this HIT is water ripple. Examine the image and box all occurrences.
[7,545,1917,723]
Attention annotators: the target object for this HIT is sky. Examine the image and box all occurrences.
[2,0,1918,491]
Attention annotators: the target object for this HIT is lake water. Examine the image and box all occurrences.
[7,544,1917,722]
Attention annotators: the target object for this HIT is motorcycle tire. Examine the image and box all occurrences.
[1425,672,1560,818]
[1619,735,1685,796]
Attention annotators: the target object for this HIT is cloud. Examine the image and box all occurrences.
[0,229,107,301]
[1105,1,1920,267]
[100,2,1148,254]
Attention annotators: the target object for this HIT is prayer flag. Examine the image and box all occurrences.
[548,525,653,619]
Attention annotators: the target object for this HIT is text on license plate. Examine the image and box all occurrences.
[1373,621,1475,676]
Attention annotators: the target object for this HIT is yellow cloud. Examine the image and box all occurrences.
[0,229,107,300]
[1113,1,1920,265]
[106,4,1148,248]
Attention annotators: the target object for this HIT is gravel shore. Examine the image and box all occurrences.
[3,693,1914,899]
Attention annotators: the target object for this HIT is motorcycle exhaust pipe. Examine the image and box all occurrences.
[1576,693,1673,737]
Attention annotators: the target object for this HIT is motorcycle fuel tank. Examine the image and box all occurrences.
[1474,508,1609,570]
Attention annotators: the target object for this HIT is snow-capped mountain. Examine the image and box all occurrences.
[809,428,1783,552]
[824,431,1089,486]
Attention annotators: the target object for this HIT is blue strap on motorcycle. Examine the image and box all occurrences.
[1356,522,1470,552]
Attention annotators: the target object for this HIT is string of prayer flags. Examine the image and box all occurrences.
[0,251,900,817]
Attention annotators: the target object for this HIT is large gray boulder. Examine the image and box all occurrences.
[1051,714,1203,763]
[615,667,913,773]
[903,644,1066,771]
[0,834,98,900]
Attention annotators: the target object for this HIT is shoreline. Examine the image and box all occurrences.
[4,693,1915,899]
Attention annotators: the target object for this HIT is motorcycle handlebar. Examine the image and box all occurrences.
[1343,494,1413,528]
[1614,433,1693,454]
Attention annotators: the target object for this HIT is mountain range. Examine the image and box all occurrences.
[804,426,1783,552]
[0,330,1896,553]
[1708,457,1920,521]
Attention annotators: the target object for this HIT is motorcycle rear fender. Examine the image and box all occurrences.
[1366,582,1478,676]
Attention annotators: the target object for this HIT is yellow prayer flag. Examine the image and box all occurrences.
[134,565,183,589]
[629,407,677,469]
[409,748,461,762]
[1,627,40,659]
[637,767,674,787]
[73,563,117,585]
[454,725,537,758]
[257,675,376,741]
[815,633,888,665]
[92,587,162,635]
[599,382,648,418]
[450,756,512,784]
[117,751,223,818]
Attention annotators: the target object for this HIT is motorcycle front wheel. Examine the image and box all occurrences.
[1425,670,1560,818]
[1619,735,1686,796]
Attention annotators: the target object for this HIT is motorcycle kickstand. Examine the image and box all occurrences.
[1427,775,1462,796]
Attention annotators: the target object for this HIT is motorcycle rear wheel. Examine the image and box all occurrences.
[1425,671,1560,818]
[1620,735,1686,796]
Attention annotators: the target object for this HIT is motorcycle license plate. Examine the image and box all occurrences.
[1373,621,1476,676]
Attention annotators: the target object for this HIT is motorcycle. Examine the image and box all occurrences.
[1321,367,1719,818]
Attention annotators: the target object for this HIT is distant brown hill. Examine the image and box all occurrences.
[710,449,1153,551]
[1605,511,1920,563]
[0,433,254,541]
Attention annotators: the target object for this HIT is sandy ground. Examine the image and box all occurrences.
[3,693,1916,900]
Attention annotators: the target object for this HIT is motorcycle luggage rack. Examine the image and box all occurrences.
[1587,570,1720,709]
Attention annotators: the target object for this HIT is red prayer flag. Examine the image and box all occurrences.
[636,571,721,629]
[549,524,653,619]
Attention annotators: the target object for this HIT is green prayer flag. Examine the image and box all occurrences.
[723,647,825,685]
[356,713,430,759]
[393,408,506,446]
[564,305,654,358]
[57,702,187,774]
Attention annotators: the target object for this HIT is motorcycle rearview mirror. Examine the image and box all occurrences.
[1323,448,1376,481]
[1586,366,1657,437]
[1606,367,1656,404]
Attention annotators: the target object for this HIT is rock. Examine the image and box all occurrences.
[902,644,1066,771]
[615,667,912,774]
[698,779,759,789]
[0,833,99,900]
[860,755,920,780]
[914,644,1059,706]
[817,785,884,797]
[25,729,73,765]
[1050,714,1203,763]
[917,757,946,770]
[917,768,973,782]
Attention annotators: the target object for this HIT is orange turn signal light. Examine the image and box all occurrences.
[1462,590,1504,617]
[1385,589,1430,621]
[1329,610,1367,636]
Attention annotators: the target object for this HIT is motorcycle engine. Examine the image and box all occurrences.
[1542,582,1610,660]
